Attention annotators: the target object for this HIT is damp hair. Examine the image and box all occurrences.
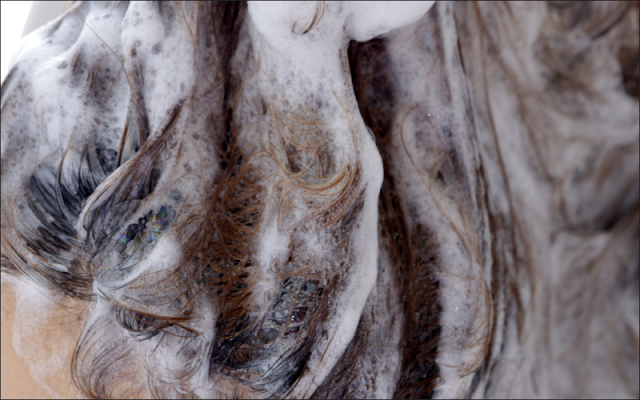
[2,1,365,398]
[2,1,639,399]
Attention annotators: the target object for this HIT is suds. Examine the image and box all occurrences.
[454,2,639,397]
[219,4,385,395]
[1,1,639,399]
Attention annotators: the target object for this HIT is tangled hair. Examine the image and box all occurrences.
[1,1,638,399]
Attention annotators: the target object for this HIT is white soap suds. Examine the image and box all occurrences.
[96,233,181,293]
[384,3,492,397]
[3,1,637,398]
[239,1,437,396]
[120,2,196,136]
[455,2,639,397]
[346,1,435,42]
[1,2,130,191]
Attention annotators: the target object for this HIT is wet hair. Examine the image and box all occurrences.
[2,1,638,399]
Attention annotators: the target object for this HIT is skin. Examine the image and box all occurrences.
[1,279,80,399]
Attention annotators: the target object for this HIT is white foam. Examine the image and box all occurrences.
[120,2,196,136]
[243,1,438,396]
[1,2,129,191]
[96,233,181,292]
[346,1,435,41]
[384,3,492,397]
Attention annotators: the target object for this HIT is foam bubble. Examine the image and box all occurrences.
[242,1,436,396]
